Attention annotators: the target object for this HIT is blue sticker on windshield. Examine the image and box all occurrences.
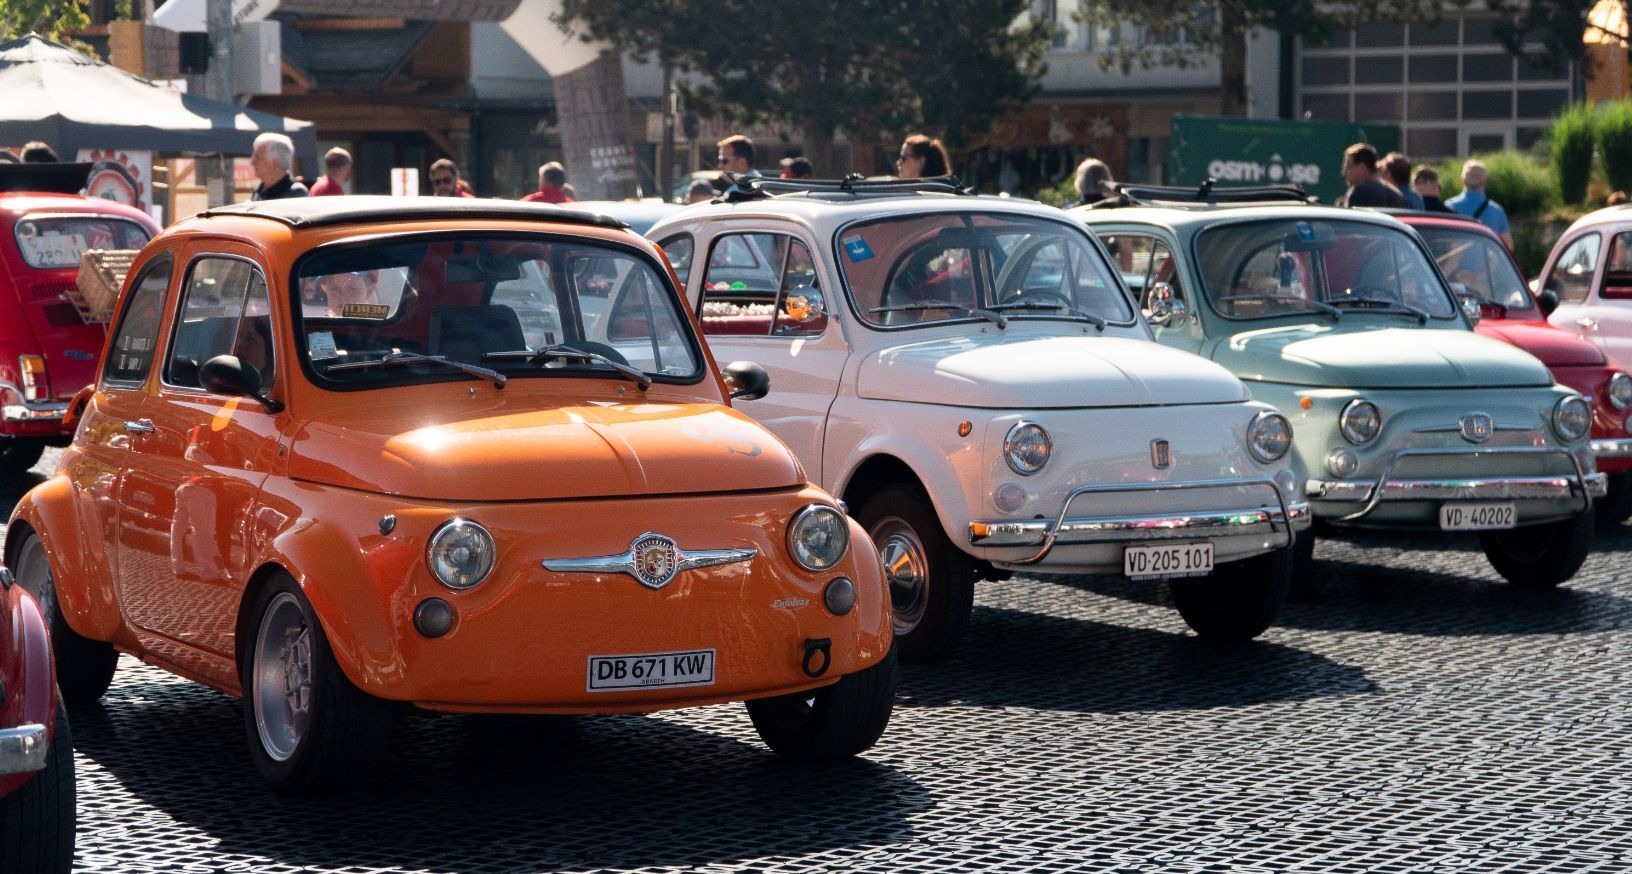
[1296,221,1315,242]
[842,234,874,263]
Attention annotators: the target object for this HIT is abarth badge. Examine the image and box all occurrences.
[542,533,758,590]
[1151,439,1172,469]
[1458,413,1494,444]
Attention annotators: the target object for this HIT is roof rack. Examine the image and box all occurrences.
[1088,179,1317,209]
[718,174,974,202]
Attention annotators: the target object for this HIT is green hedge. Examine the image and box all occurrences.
[1553,103,1595,205]
[1433,151,1556,219]
[1599,99,1632,195]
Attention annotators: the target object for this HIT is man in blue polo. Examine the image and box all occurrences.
[1445,159,1513,250]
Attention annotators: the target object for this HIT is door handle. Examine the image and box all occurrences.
[123,419,155,433]
[1576,317,1599,330]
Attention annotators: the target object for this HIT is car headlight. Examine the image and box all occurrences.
[1003,422,1052,476]
[788,504,849,571]
[426,519,496,589]
[1554,395,1592,441]
[1610,372,1632,411]
[1247,411,1292,463]
[1339,399,1382,445]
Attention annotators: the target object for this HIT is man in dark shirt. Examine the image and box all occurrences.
[1336,143,1405,209]
[249,132,308,201]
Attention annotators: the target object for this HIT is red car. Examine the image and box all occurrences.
[0,163,158,475]
[1396,210,1632,523]
[0,559,73,873]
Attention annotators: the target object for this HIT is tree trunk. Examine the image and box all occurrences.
[1218,12,1248,117]
[553,51,640,201]
[801,123,841,181]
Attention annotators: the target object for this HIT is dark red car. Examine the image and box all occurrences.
[1396,210,1632,523]
[0,558,73,873]
[0,163,157,475]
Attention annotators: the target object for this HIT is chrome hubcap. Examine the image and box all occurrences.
[875,520,930,634]
[253,592,313,763]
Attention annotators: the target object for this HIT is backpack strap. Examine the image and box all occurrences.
[1472,194,1490,220]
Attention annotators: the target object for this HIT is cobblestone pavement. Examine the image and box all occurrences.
[13,450,1632,872]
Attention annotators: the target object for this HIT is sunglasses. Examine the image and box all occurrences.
[431,175,456,185]
[715,155,733,165]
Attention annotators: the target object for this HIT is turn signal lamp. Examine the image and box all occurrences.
[18,355,46,402]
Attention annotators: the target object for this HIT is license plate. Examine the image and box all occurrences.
[587,649,715,692]
[1124,542,1214,580]
[1439,502,1516,530]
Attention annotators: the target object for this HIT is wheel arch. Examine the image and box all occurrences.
[5,478,118,642]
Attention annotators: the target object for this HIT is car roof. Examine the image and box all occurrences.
[650,184,1074,234]
[0,191,157,226]
[1071,201,1415,233]
[196,195,629,231]
[1563,203,1632,234]
[567,199,685,235]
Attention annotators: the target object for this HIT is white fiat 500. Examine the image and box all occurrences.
[647,178,1311,658]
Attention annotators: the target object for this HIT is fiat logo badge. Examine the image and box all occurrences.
[631,533,680,589]
[1459,413,1494,444]
[1151,439,1172,469]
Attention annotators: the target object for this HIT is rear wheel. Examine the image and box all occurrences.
[1169,545,1293,641]
[1480,512,1595,589]
[746,646,895,762]
[0,701,76,874]
[13,532,117,709]
[0,440,44,476]
[242,575,392,794]
[856,485,976,662]
[1597,473,1632,526]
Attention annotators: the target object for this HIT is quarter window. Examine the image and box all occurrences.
[101,254,172,387]
[165,257,276,391]
[1547,233,1601,305]
[1601,232,1632,300]
[657,235,695,287]
[701,233,827,338]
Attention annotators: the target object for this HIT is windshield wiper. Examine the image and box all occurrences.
[1222,294,1343,320]
[869,299,1008,328]
[1328,295,1429,324]
[987,299,1107,331]
[483,344,652,389]
[325,351,507,388]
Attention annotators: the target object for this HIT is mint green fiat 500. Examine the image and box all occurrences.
[1074,187,1602,587]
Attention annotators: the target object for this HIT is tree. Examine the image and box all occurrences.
[1485,0,1614,76]
[0,0,89,44]
[558,0,1052,177]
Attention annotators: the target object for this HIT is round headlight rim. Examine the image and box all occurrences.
[425,517,496,590]
[1554,394,1593,442]
[1247,410,1293,464]
[1003,421,1053,477]
[1609,371,1632,411]
[1338,398,1382,446]
[787,503,850,573]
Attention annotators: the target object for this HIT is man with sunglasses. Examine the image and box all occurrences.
[429,158,475,198]
[716,135,760,193]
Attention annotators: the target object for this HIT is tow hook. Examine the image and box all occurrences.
[802,637,832,678]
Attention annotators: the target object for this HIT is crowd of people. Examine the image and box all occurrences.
[1335,142,1513,248]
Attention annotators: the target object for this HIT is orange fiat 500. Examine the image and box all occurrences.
[8,197,894,793]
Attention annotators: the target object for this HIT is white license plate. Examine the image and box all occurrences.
[1124,542,1214,580]
[587,649,715,692]
[1439,502,1516,530]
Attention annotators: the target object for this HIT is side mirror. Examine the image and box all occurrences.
[1537,288,1559,317]
[1145,282,1185,326]
[781,288,825,323]
[1456,293,1483,325]
[721,360,770,401]
[199,355,283,413]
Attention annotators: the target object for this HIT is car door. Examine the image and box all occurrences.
[1588,230,1632,371]
[1095,228,1203,353]
[677,227,848,480]
[117,246,284,660]
[1544,231,1606,351]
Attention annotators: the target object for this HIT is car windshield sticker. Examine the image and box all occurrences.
[842,234,874,263]
[341,303,391,319]
[307,331,338,360]
[1296,221,1315,243]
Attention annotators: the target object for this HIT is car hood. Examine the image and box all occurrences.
[1211,324,1554,389]
[287,398,802,501]
[856,333,1248,408]
[1475,320,1606,368]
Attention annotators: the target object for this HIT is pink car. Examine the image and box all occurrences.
[0,555,74,873]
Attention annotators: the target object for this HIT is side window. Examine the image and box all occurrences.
[165,257,268,390]
[102,254,173,387]
[1547,233,1601,305]
[1110,234,1186,319]
[773,239,827,337]
[1105,235,1153,298]
[657,235,694,287]
[700,233,783,336]
[491,261,562,347]
[1602,232,1632,300]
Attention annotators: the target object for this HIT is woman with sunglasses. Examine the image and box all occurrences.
[896,135,952,179]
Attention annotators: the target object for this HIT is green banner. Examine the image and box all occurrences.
[1167,116,1403,204]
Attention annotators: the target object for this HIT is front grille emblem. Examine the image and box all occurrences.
[1459,413,1494,444]
[542,532,758,590]
[1151,439,1172,469]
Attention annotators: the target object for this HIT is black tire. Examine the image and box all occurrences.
[1286,528,1317,600]
[13,532,117,709]
[746,646,896,762]
[856,484,976,662]
[0,701,76,874]
[1597,473,1632,526]
[1480,511,1595,589]
[1169,545,1293,641]
[0,440,44,475]
[241,575,392,794]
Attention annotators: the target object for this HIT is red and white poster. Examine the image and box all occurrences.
[76,149,153,212]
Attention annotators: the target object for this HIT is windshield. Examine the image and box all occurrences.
[1194,218,1458,321]
[294,235,702,388]
[14,215,151,269]
[1415,225,1534,313]
[836,212,1133,328]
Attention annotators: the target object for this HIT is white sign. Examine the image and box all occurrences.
[1207,154,1321,187]
[391,167,419,197]
[151,0,281,32]
[77,149,154,212]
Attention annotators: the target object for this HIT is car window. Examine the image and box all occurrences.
[657,235,694,287]
[773,238,827,337]
[14,215,151,269]
[166,257,276,390]
[1418,226,1533,311]
[699,233,785,337]
[837,211,1132,329]
[102,254,173,387]
[1602,232,1632,300]
[293,234,701,388]
[1547,233,1601,305]
[1195,219,1457,320]
[1106,233,1188,323]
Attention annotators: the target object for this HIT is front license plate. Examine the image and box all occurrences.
[1439,502,1516,530]
[587,649,715,692]
[1124,542,1213,580]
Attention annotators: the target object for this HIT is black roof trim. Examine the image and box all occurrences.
[196,196,629,231]
[720,174,974,202]
[0,162,92,195]
[1087,179,1318,209]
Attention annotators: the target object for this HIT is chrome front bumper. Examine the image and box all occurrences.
[1592,438,1632,459]
[1307,446,1605,522]
[968,476,1310,566]
[0,724,47,776]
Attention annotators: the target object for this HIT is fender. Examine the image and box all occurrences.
[9,475,121,642]
[844,515,893,658]
[0,586,57,796]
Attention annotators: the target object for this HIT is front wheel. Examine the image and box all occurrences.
[746,646,896,762]
[1480,512,1594,588]
[1597,473,1632,526]
[856,485,976,662]
[242,576,392,794]
[0,702,76,874]
[1168,545,1293,641]
[13,532,117,709]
